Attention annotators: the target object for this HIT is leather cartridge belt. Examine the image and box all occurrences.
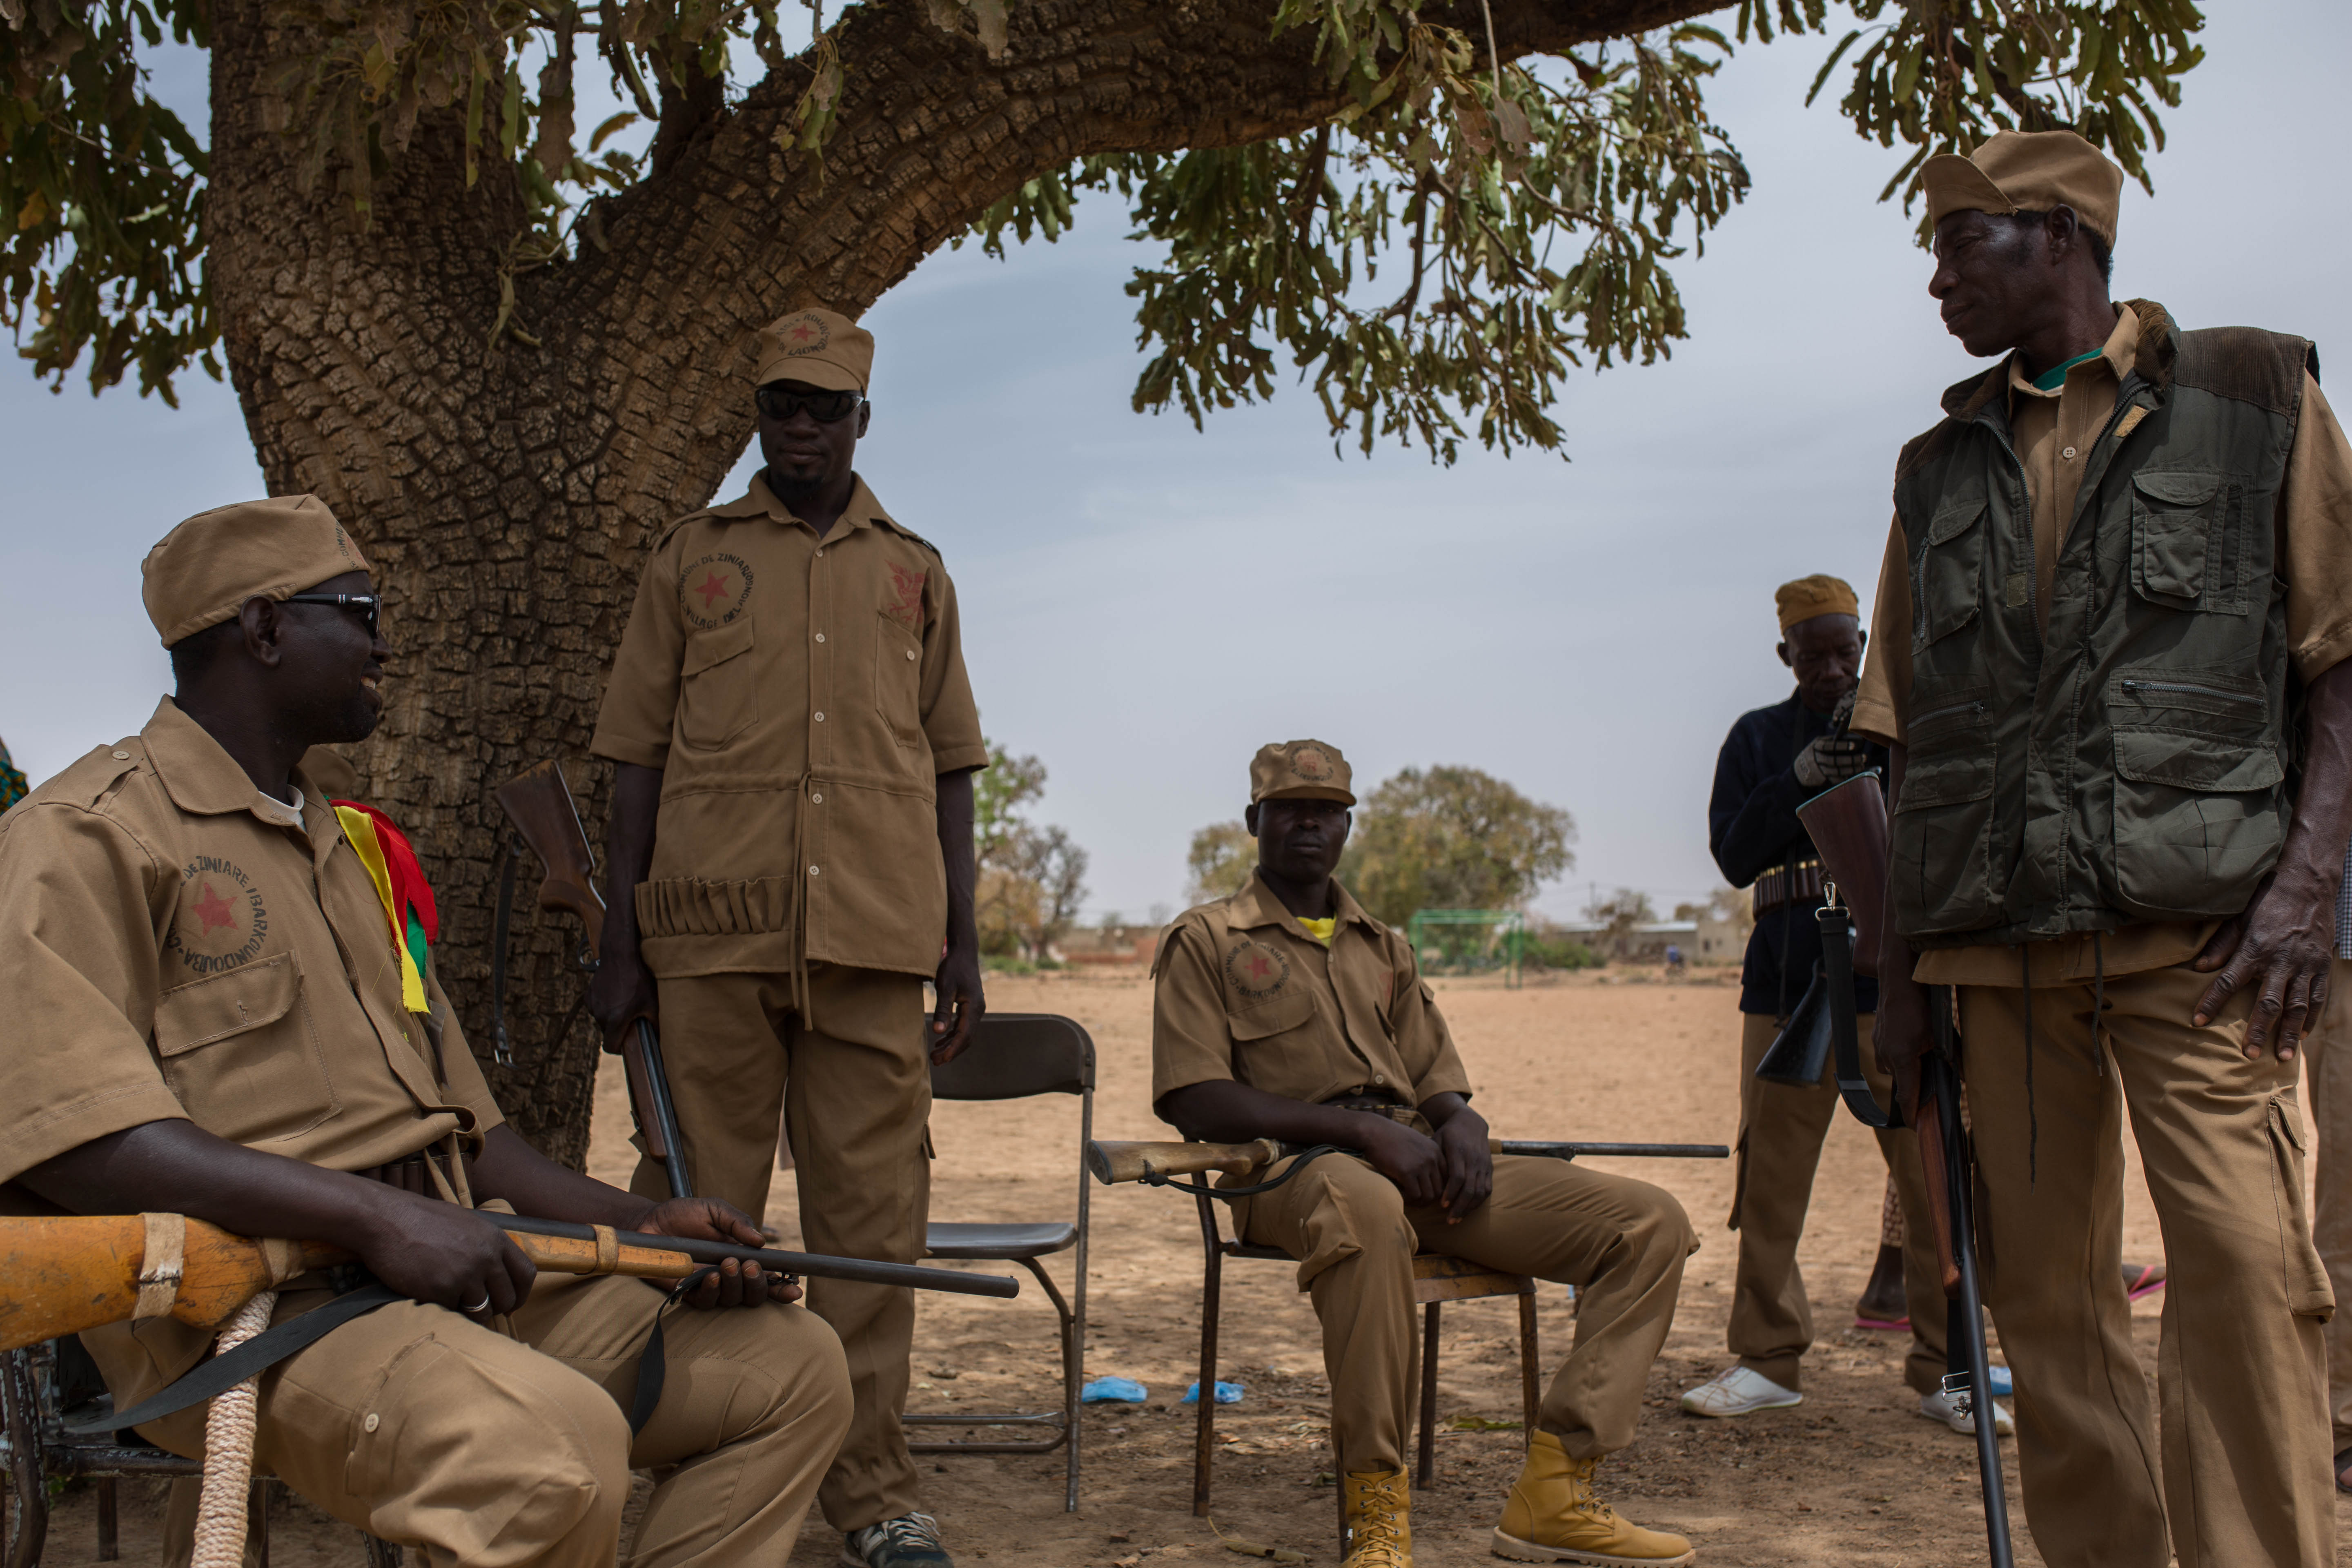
[1752,858,1826,918]
[1321,1092,1415,1122]
[354,1143,464,1199]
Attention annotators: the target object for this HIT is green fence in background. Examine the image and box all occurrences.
[1404,908,1527,989]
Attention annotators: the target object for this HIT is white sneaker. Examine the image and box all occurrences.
[1918,1389,2015,1436]
[1678,1365,1802,1417]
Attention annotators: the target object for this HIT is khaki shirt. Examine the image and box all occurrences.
[591,473,988,980]
[0,698,502,1398]
[1151,874,1473,1111]
[1853,305,2352,984]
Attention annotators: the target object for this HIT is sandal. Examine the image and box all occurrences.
[2121,1262,2166,1302]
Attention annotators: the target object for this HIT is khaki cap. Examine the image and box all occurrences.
[753,307,874,394]
[1250,739,1355,806]
[143,494,370,646]
[1776,574,1860,633]
[1922,129,2123,246]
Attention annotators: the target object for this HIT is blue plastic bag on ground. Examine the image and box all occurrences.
[1081,1376,1149,1403]
[1182,1381,1244,1404]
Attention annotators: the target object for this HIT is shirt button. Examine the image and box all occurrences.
[811,792,823,804]
[2062,445,2078,459]
[809,865,821,876]
[363,1413,380,1433]
[1373,1074,1386,1085]
[814,633,825,643]
[111,749,130,760]
[813,711,825,722]
[906,650,917,661]
[815,550,824,558]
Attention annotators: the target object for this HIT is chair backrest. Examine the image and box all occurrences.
[929,1011,1095,1101]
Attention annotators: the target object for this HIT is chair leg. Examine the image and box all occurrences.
[1192,1196,1223,1519]
[1518,1292,1541,1447]
[1416,1302,1440,1488]
[253,1478,271,1568]
[95,1477,118,1562]
[1060,1259,1082,1514]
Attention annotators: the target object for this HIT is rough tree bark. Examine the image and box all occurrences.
[203,0,1720,1165]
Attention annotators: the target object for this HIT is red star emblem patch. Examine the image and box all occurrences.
[193,882,237,933]
[695,569,732,608]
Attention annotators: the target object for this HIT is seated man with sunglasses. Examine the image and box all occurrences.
[0,494,854,1566]
[589,308,990,1568]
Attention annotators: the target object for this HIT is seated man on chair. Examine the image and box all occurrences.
[1152,740,1699,1568]
[0,496,853,1568]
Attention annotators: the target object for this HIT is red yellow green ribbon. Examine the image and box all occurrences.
[332,800,439,1013]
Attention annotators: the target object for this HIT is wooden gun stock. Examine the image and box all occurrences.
[1793,771,1889,978]
[1087,1137,1728,1186]
[0,1210,1024,1351]
[494,760,606,951]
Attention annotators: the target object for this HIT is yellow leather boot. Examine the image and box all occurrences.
[1490,1431,1693,1565]
[1341,1468,1412,1568]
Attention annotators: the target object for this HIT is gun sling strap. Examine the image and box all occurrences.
[67,1268,713,1441]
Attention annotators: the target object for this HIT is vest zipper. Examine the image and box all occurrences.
[1911,698,1987,729]
[2118,677,2248,703]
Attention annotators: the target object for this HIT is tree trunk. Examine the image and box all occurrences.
[201,0,1718,1165]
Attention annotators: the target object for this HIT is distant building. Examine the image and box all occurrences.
[1614,920,1697,965]
[1056,923,1161,967]
[1695,911,1745,965]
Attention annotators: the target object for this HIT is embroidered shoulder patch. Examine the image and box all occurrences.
[884,562,927,630]
[680,552,755,628]
[1223,938,1291,1001]
[167,858,270,976]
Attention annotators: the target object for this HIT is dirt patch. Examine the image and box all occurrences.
[35,970,2347,1565]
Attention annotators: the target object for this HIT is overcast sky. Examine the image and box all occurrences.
[4,1,2345,926]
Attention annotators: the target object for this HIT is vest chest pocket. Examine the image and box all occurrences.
[153,952,339,1145]
[875,615,922,748]
[2131,470,2229,611]
[1913,499,1986,651]
[679,621,759,751]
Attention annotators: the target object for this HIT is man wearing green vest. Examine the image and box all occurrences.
[1853,130,2352,1568]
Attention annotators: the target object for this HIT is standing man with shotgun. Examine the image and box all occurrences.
[1153,740,1699,1568]
[0,496,855,1566]
[589,307,991,1568]
[1679,577,1981,1433]
[1853,130,2352,1567]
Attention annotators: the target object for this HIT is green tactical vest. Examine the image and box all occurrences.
[1889,301,2317,947]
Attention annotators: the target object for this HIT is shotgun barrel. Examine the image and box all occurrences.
[1087,1137,1726,1185]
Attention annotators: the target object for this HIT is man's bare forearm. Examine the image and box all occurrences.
[1156,1080,1395,1151]
[21,1119,436,1252]
[935,767,978,949]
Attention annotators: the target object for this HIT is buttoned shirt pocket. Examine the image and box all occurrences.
[1225,984,1319,1084]
[875,613,923,748]
[152,952,339,1145]
[678,622,759,752]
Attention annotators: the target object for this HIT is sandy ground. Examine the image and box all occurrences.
[34,969,2347,1566]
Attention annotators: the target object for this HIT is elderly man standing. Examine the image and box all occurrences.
[589,309,990,1568]
[1679,577,1976,1434]
[1154,740,1697,1568]
[1856,130,2352,1567]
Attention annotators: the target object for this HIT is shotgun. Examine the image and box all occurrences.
[0,1211,1019,1353]
[1087,1137,1726,1188]
[1796,775,2016,1568]
[495,760,695,1199]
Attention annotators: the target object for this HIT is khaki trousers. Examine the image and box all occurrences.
[1239,1150,1694,1471]
[148,1272,849,1568]
[1727,1011,1947,1394]
[1958,963,2332,1568]
[2299,957,2352,1453]
[644,964,929,1531]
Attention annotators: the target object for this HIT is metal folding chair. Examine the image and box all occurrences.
[1189,1191,1539,1554]
[2,1336,401,1566]
[906,1013,1094,1512]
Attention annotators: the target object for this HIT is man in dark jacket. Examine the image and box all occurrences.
[1679,577,1978,1433]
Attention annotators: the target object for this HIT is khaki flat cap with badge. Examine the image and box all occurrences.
[142,494,369,646]
[1250,739,1356,806]
[1921,128,2124,244]
[754,307,875,393]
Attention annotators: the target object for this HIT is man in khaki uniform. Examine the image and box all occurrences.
[1154,741,1697,1568]
[589,308,989,1568]
[1680,577,1988,1433]
[0,495,852,1568]
[1857,131,2352,1566]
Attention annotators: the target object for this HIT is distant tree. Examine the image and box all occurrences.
[1672,900,1706,921]
[1185,820,1259,908]
[1582,887,1657,956]
[973,738,1089,960]
[1341,765,1574,926]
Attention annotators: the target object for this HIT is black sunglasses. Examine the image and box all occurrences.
[754,385,865,423]
[283,592,381,636]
